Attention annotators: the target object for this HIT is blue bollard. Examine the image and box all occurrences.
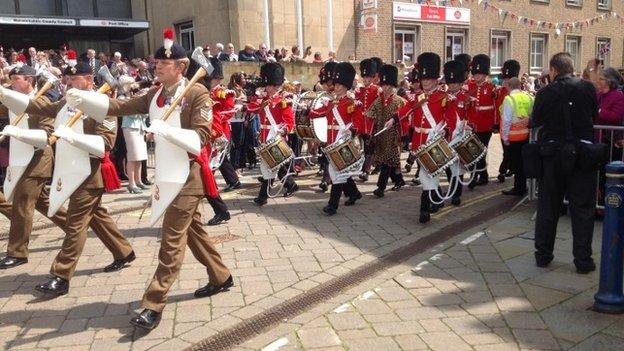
[594,161,624,314]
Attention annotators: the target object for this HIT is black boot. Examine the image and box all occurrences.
[194,275,234,298]
[130,309,162,330]
[207,212,231,226]
[419,212,431,223]
[373,188,385,198]
[344,192,362,206]
[35,276,69,296]
[284,183,299,197]
[0,256,28,269]
[103,251,136,272]
[451,196,461,206]
[222,181,241,192]
[322,205,337,216]
[318,181,328,192]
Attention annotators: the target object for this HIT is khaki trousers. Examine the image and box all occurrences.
[50,188,133,280]
[142,194,231,312]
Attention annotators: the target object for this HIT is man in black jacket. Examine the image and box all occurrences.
[531,52,598,274]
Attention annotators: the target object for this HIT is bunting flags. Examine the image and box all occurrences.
[438,0,624,35]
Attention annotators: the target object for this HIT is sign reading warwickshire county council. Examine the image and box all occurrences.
[393,2,470,24]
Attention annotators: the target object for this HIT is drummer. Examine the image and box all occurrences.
[311,61,338,192]
[354,58,380,182]
[310,62,363,216]
[247,62,298,206]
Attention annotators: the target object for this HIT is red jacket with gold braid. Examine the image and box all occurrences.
[309,94,363,144]
[398,89,447,151]
[494,85,509,129]
[354,84,380,135]
[247,91,295,144]
[466,79,497,133]
[210,85,236,140]
[444,88,471,137]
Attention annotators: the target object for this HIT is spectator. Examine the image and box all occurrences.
[98,52,109,67]
[238,44,258,62]
[273,49,283,62]
[109,52,128,78]
[313,52,323,63]
[219,43,238,61]
[228,72,247,170]
[202,45,212,58]
[136,61,154,89]
[120,95,149,194]
[302,46,312,61]
[84,48,102,76]
[36,51,61,77]
[289,45,304,63]
[255,43,269,62]
[280,47,288,62]
[26,46,37,67]
[214,43,224,59]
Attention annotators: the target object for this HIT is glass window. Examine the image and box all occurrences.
[566,0,582,6]
[177,21,195,51]
[597,38,611,66]
[0,1,16,14]
[565,36,581,72]
[18,0,57,16]
[96,0,132,18]
[490,30,510,72]
[445,28,467,63]
[64,0,95,17]
[394,27,419,63]
[530,34,548,74]
[598,0,611,10]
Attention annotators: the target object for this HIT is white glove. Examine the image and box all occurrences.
[65,88,110,123]
[1,125,21,138]
[146,119,170,137]
[53,125,76,144]
[0,86,30,115]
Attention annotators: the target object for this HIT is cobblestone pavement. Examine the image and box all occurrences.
[2,137,621,350]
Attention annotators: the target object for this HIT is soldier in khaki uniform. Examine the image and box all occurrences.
[0,61,135,295]
[68,30,232,330]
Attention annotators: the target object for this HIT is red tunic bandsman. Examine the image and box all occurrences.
[354,58,380,181]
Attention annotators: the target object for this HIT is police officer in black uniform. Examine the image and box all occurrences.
[531,52,599,274]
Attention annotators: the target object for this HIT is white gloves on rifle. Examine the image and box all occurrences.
[147,119,201,156]
[53,125,105,158]
[65,88,110,123]
[1,125,48,149]
[0,86,30,115]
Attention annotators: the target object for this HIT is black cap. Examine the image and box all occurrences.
[379,64,398,87]
[9,64,37,77]
[332,62,356,89]
[64,62,92,76]
[154,43,186,60]
[416,52,441,80]
[454,53,471,72]
[501,59,520,79]
[359,58,378,78]
[443,60,466,84]
[471,54,490,75]
[260,62,285,87]
[319,61,338,84]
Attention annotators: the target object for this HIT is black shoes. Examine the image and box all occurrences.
[35,276,69,296]
[575,259,596,274]
[318,182,328,192]
[194,275,234,298]
[284,184,299,197]
[392,179,406,191]
[373,189,385,198]
[359,173,369,182]
[411,177,420,186]
[130,309,162,330]
[497,173,506,183]
[207,212,231,226]
[254,197,268,206]
[344,192,362,206]
[451,197,461,206]
[223,181,241,192]
[104,251,136,272]
[405,163,412,173]
[502,189,527,196]
[430,203,444,214]
[322,206,337,216]
[535,254,553,268]
[0,256,28,269]
[419,212,431,223]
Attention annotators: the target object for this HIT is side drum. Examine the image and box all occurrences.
[416,135,458,177]
[323,137,362,173]
[451,132,487,169]
[256,136,294,172]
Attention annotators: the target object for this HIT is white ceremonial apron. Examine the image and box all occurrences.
[418,125,442,192]
[48,104,92,216]
[449,116,467,178]
[148,82,191,226]
[327,106,363,185]
[4,108,36,201]
[259,105,280,180]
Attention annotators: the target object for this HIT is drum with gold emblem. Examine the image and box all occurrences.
[323,135,363,173]
[415,135,458,177]
[450,131,487,169]
[256,136,294,173]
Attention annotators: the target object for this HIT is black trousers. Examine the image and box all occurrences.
[362,135,375,174]
[535,159,597,265]
[377,164,403,190]
[230,122,245,169]
[420,190,442,212]
[508,141,528,192]
[257,166,296,200]
[446,168,463,199]
[319,154,330,184]
[219,156,239,186]
[207,195,229,216]
[141,160,149,184]
[475,131,492,180]
[328,178,359,209]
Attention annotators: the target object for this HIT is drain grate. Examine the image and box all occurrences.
[187,196,518,351]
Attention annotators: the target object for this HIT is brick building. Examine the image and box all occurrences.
[359,0,624,75]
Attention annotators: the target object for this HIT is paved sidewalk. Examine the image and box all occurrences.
[244,206,623,351]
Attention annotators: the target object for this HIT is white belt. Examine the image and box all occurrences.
[261,125,271,130]
[414,127,432,133]
[476,105,494,111]
[328,126,342,131]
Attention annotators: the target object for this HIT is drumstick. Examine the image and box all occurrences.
[0,81,55,143]
[48,82,114,145]
[374,126,390,137]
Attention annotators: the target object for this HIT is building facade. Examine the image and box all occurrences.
[359,0,624,74]
[0,0,149,57]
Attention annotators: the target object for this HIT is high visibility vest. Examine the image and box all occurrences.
[505,92,533,142]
